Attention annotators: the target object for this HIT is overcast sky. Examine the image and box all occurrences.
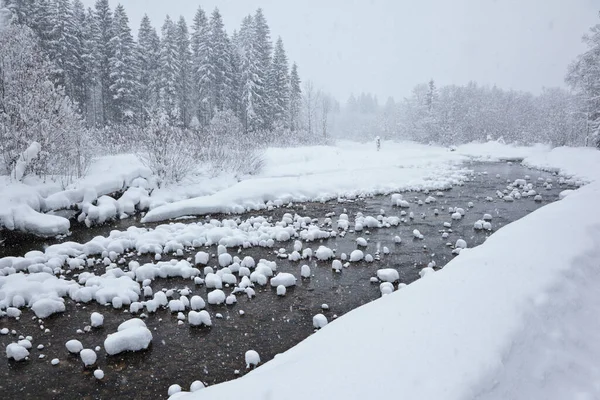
[82,0,598,102]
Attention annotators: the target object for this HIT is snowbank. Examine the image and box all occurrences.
[173,176,600,399]
[522,146,600,184]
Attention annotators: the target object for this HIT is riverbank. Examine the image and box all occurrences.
[172,147,600,400]
[0,140,562,238]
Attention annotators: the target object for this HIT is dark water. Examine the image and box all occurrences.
[0,162,575,399]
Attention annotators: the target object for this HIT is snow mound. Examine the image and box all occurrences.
[104,319,153,356]
[377,269,400,283]
[271,273,297,287]
[6,343,29,361]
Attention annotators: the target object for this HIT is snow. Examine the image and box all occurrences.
[377,269,400,283]
[141,141,471,223]
[190,381,205,392]
[300,265,311,278]
[349,250,364,262]
[66,339,83,354]
[380,282,394,295]
[188,310,212,327]
[169,385,183,396]
[172,145,600,400]
[80,349,97,366]
[207,290,226,305]
[270,273,297,287]
[104,319,153,356]
[94,369,105,380]
[245,350,261,368]
[314,246,334,261]
[6,343,29,361]
[312,314,328,329]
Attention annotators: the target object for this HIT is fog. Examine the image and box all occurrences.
[81,0,598,101]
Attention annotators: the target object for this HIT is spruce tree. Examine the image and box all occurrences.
[136,14,161,127]
[267,36,290,127]
[252,8,272,130]
[92,0,113,125]
[191,6,210,126]
[158,15,180,123]
[109,4,137,124]
[175,16,192,127]
[289,62,302,131]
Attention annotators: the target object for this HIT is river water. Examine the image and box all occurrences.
[0,162,575,399]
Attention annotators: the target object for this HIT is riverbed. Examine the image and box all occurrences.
[0,162,575,399]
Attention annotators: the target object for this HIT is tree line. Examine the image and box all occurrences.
[1,0,333,184]
[2,0,303,133]
[337,13,600,149]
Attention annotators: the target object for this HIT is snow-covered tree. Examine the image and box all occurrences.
[136,14,160,127]
[191,5,210,126]
[109,4,137,124]
[158,15,179,123]
[566,12,600,148]
[0,25,88,179]
[91,0,113,126]
[206,8,231,119]
[237,14,263,132]
[252,8,272,130]
[267,36,290,127]
[175,16,193,128]
[288,62,302,131]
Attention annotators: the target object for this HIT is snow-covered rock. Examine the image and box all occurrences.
[104,319,153,356]
[312,314,328,329]
[188,310,212,327]
[349,250,364,262]
[80,349,97,367]
[6,343,29,361]
[66,339,83,354]
[271,273,297,287]
[245,350,261,368]
[91,312,104,328]
[207,290,226,305]
[377,269,399,283]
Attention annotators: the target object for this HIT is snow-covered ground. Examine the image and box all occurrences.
[2,139,600,399]
[0,139,575,237]
[167,145,600,400]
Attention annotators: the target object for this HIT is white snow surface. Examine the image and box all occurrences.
[171,147,600,400]
[104,319,153,356]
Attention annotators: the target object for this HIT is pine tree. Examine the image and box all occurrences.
[81,6,99,124]
[136,14,161,127]
[175,16,192,128]
[158,15,180,123]
[288,62,302,131]
[191,6,210,126]
[109,4,137,124]
[252,8,272,130]
[237,14,262,132]
[206,8,231,119]
[29,0,53,50]
[228,29,243,121]
[267,36,290,127]
[69,0,88,112]
[92,0,113,126]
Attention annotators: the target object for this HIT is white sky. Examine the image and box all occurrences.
[82,0,599,102]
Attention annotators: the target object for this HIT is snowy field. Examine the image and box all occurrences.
[1,140,600,399]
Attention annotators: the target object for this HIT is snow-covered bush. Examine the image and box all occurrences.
[196,110,266,177]
[0,25,89,180]
[137,110,197,187]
